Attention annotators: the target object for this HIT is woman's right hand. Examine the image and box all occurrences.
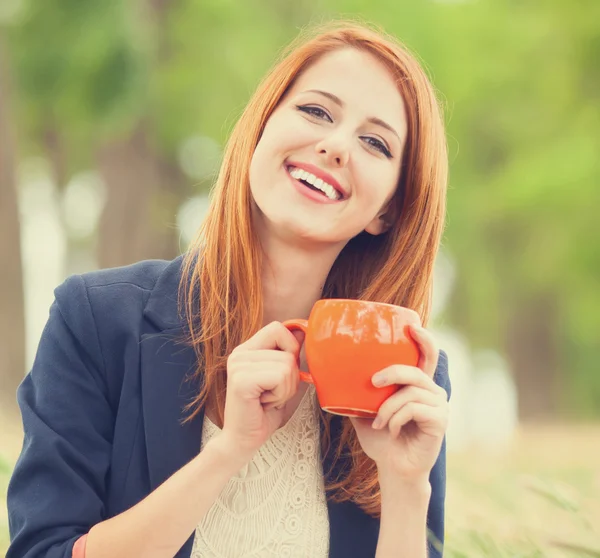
[218,321,302,461]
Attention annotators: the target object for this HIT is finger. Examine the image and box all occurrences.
[230,350,297,365]
[263,402,285,412]
[388,402,448,439]
[227,352,297,396]
[282,357,297,404]
[261,379,297,408]
[260,391,279,404]
[291,358,300,396]
[260,379,296,405]
[349,416,372,429]
[259,359,298,405]
[229,365,288,400]
[238,321,300,355]
[408,325,439,377]
[372,365,444,394]
[372,386,441,430]
[348,416,374,435]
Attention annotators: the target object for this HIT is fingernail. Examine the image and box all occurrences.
[372,416,383,429]
[372,373,386,387]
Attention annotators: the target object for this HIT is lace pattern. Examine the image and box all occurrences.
[191,385,330,558]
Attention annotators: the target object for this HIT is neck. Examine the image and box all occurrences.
[259,234,344,325]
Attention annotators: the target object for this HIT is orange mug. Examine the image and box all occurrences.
[283,299,421,418]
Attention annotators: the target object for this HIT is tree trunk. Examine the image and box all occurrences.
[96,124,184,268]
[96,0,186,270]
[0,36,25,419]
[504,291,562,421]
[43,124,68,192]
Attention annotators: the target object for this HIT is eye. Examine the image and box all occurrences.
[361,136,393,159]
[296,105,333,123]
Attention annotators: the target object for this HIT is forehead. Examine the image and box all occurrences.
[289,48,407,136]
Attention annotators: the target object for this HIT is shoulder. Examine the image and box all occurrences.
[54,258,181,305]
[53,256,184,338]
[58,258,173,298]
[42,256,185,403]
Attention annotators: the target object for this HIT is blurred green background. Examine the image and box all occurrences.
[1,0,599,556]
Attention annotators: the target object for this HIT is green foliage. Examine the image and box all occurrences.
[330,0,600,414]
[6,0,600,415]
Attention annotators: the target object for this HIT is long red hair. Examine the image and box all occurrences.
[180,21,448,517]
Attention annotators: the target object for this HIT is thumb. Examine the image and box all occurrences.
[350,416,375,431]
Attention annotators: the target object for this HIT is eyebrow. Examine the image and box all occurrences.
[302,89,401,141]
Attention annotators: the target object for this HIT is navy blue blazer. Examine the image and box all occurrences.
[7,256,451,558]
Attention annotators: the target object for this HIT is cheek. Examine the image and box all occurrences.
[355,162,399,212]
[248,145,263,194]
[264,111,320,154]
[249,120,283,187]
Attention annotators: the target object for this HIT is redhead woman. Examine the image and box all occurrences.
[8,21,451,558]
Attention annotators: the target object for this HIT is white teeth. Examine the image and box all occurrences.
[288,166,340,201]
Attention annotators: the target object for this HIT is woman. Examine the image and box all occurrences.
[8,21,451,558]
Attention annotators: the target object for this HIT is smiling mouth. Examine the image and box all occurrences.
[286,165,344,201]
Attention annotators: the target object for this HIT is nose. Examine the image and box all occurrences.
[314,132,350,168]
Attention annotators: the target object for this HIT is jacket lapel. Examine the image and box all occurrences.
[139,326,204,491]
[139,257,204,494]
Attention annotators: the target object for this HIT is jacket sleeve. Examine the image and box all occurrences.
[427,349,451,558]
[7,275,114,558]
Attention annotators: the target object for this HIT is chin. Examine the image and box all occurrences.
[252,191,347,245]
[280,220,348,248]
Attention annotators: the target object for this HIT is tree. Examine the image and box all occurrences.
[0,32,25,418]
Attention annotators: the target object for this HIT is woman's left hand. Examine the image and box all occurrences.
[350,324,449,482]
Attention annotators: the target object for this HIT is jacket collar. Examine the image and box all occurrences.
[139,255,204,486]
[143,255,187,331]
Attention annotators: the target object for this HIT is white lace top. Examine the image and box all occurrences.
[190,384,330,558]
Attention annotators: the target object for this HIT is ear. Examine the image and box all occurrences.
[364,203,394,236]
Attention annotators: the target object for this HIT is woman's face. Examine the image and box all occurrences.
[249,47,408,247]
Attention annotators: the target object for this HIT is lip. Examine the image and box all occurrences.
[285,160,348,199]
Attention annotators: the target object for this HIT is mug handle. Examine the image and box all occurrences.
[282,319,313,384]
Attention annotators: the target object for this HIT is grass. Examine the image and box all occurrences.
[1,421,599,556]
[444,423,600,557]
